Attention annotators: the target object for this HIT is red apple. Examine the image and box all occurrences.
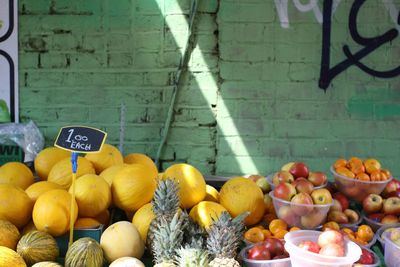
[318,230,344,248]
[272,171,294,186]
[319,243,345,257]
[382,197,400,215]
[362,194,383,214]
[308,171,327,187]
[292,177,314,195]
[291,192,314,216]
[247,244,271,260]
[333,192,349,211]
[356,248,375,264]
[274,182,296,201]
[277,206,299,226]
[367,213,384,223]
[386,189,400,198]
[262,238,285,258]
[289,162,309,179]
[298,240,320,253]
[382,179,400,198]
[281,162,295,172]
[381,214,399,224]
[311,188,333,205]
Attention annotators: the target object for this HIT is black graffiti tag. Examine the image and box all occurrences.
[319,0,400,90]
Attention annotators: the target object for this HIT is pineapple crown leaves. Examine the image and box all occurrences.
[175,247,210,267]
[152,211,186,265]
[206,211,249,259]
[151,178,180,216]
[182,213,207,249]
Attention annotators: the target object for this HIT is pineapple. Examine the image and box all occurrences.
[182,214,207,249]
[175,247,209,267]
[207,211,248,267]
[147,178,180,251]
[153,212,185,267]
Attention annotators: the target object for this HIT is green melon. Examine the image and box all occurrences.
[65,237,104,267]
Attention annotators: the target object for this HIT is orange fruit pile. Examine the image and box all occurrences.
[243,219,299,243]
[333,157,391,182]
[341,224,374,246]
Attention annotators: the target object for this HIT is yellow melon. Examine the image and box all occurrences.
[131,203,155,243]
[32,189,78,237]
[100,221,144,262]
[0,245,27,266]
[0,162,34,190]
[162,163,206,209]
[47,156,95,189]
[219,177,265,226]
[69,174,111,217]
[25,181,64,203]
[124,153,158,180]
[0,184,33,228]
[85,144,124,174]
[204,184,220,202]
[34,147,71,180]
[189,201,227,229]
[74,218,102,229]
[99,164,127,186]
[0,219,20,250]
[112,164,157,212]
[93,209,110,226]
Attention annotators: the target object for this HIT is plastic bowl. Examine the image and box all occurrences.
[266,173,328,191]
[375,223,400,247]
[383,230,400,267]
[330,166,392,203]
[240,243,292,267]
[362,213,400,233]
[352,247,381,267]
[284,230,362,267]
[269,192,332,229]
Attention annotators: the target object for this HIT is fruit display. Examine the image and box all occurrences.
[245,238,289,260]
[270,184,333,229]
[243,219,300,243]
[331,157,393,202]
[268,161,328,189]
[340,224,376,247]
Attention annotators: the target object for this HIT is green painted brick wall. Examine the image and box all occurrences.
[18,0,400,177]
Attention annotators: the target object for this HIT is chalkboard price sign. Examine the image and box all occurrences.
[54,126,107,153]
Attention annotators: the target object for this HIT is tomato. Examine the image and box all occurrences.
[247,244,271,260]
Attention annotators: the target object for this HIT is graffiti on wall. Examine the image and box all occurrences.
[274,0,400,90]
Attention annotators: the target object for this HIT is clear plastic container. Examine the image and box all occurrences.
[269,192,332,229]
[284,230,362,267]
[330,166,392,203]
[383,230,400,267]
[361,213,400,233]
[352,247,381,267]
[266,174,328,191]
[240,243,292,267]
[376,223,400,247]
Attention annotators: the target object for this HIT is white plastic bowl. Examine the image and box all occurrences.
[266,174,328,191]
[240,243,292,267]
[284,230,362,267]
[376,223,400,247]
[383,230,400,267]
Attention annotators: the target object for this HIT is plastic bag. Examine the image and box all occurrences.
[0,120,44,162]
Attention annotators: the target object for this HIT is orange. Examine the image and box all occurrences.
[334,159,347,169]
[363,159,381,174]
[263,213,278,225]
[381,169,392,179]
[322,221,340,231]
[356,173,370,181]
[244,227,264,243]
[355,237,368,246]
[342,228,355,238]
[370,171,383,181]
[349,161,365,175]
[357,225,374,242]
[269,219,288,235]
[348,157,363,167]
[273,229,288,239]
[289,227,301,232]
[262,229,272,239]
[336,167,355,178]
